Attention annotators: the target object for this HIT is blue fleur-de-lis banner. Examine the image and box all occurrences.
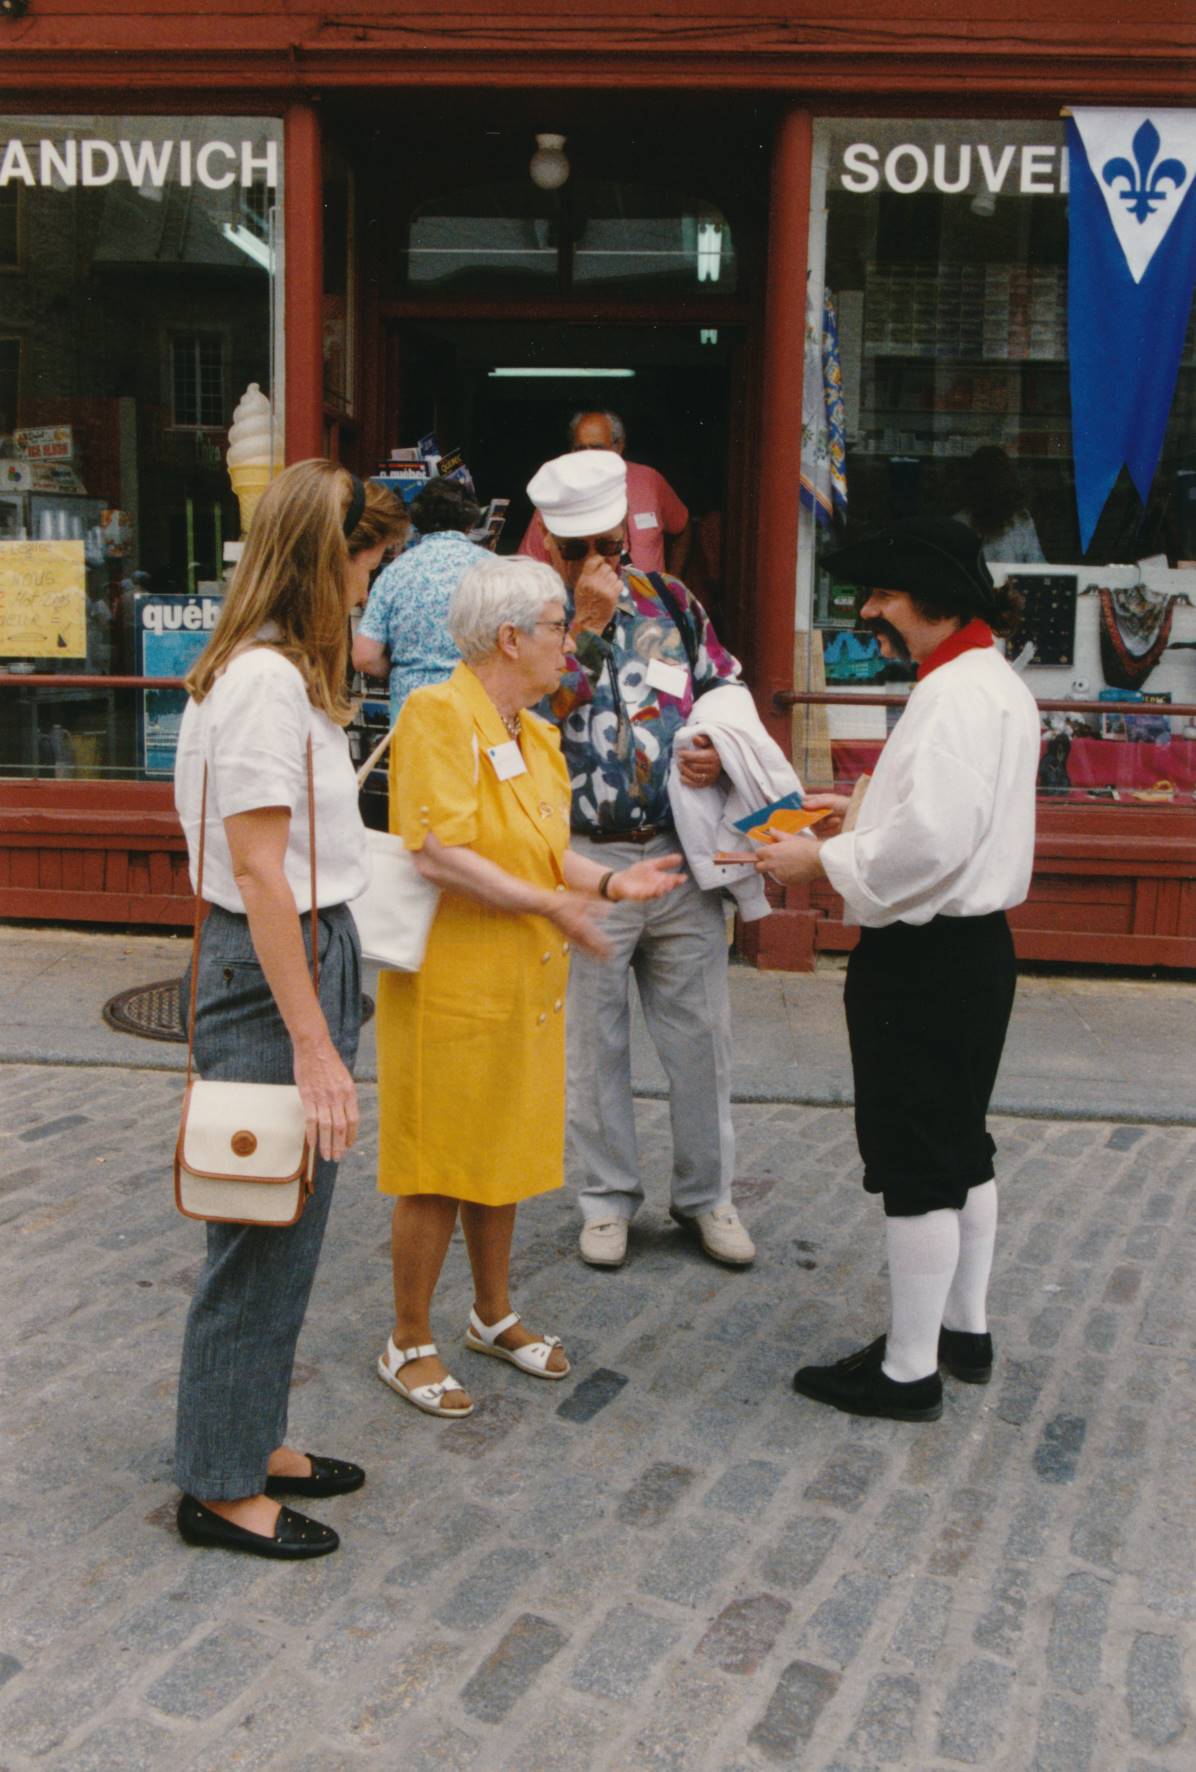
[1068,108,1196,551]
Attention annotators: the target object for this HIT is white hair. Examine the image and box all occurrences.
[448,557,564,663]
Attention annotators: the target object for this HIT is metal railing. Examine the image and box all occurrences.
[3,679,1191,719]
[0,675,185,689]
[775,690,1196,719]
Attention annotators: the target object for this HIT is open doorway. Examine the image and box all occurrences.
[325,90,771,662]
[382,318,746,644]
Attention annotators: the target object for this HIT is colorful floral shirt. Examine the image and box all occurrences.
[542,567,741,836]
[356,529,492,723]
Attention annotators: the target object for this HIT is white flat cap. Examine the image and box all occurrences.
[526,450,627,537]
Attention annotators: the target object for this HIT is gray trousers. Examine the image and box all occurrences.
[173,904,362,1499]
[567,834,735,1224]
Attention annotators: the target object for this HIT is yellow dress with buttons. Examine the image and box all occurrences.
[375,664,573,1206]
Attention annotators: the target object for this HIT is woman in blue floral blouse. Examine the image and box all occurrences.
[352,478,492,722]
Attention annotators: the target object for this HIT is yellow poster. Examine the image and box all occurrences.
[0,539,87,658]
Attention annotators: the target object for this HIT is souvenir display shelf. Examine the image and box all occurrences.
[852,262,1196,462]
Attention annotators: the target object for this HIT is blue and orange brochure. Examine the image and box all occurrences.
[713,792,830,863]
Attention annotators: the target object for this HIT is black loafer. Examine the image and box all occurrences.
[938,1327,994,1385]
[176,1494,339,1559]
[793,1335,943,1421]
[263,1454,366,1499]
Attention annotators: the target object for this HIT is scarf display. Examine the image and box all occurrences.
[800,279,848,526]
[1097,584,1179,689]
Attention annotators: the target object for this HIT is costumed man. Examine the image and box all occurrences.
[530,448,753,1270]
[758,517,1040,1421]
[519,410,691,578]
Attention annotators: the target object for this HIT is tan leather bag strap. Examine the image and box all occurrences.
[185,733,317,1088]
[356,718,399,789]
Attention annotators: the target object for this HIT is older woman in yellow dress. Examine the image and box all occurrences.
[375,557,683,1415]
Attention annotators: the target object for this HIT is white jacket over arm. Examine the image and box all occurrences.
[668,682,804,922]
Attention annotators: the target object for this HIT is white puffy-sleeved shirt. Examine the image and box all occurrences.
[819,638,1040,928]
[174,647,370,915]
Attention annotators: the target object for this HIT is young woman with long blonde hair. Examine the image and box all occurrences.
[172,459,405,1560]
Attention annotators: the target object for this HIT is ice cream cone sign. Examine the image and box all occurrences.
[227,383,283,535]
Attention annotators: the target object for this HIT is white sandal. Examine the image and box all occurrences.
[464,1309,570,1380]
[376,1337,474,1418]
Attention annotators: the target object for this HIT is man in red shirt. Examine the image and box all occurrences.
[518,409,690,576]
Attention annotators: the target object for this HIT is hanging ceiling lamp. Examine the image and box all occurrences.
[529,133,570,191]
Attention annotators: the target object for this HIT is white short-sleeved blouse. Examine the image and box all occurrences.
[174,647,369,914]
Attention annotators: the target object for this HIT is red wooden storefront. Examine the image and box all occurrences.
[0,3,1193,964]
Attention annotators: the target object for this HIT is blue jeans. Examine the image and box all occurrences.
[173,904,362,1499]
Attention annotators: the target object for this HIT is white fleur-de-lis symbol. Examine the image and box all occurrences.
[1103,120,1186,224]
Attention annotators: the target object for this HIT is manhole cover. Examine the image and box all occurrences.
[103,978,187,1042]
[103,979,374,1043]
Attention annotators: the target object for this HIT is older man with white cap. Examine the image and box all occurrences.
[517,409,691,576]
[528,448,754,1269]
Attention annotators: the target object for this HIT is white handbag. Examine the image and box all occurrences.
[349,720,440,972]
[175,1078,313,1227]
[174,743,317,1227]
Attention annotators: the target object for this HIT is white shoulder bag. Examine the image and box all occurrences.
[174,742,317,1227]
[349,721,440,972]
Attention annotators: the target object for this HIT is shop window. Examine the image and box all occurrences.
[170,333,226,430]
[571,185,737,293]
[796,117,1196,808]
[403,180,736,297]
[406,182,558,294]
[807,118,1195,576]
[0,114,283,783]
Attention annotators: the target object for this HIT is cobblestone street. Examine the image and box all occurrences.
[1,1062,1193,1771]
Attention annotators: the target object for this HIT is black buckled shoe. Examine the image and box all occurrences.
[263,1455,365,1499]
[938,1327,994,1385]
[793,1335,943,1421]
[177,1495,340,1559]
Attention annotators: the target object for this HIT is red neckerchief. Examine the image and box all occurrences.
[916,618,994,681]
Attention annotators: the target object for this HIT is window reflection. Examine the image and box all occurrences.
[571,185,736,292]
[404,180,736,296]
[0,114,281,781]
[407,182,558,294]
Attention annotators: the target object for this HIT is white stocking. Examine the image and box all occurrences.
[942,1180,998,1334]
[883,1209,961,1383]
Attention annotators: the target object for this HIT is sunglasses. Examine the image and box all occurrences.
[552,534,624,562]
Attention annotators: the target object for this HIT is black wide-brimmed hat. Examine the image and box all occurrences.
[823,517,996,616]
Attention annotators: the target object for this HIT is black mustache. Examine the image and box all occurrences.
[860,616,909,656]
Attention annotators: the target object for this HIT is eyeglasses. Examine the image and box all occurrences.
[534,619,570,639]
[552,535,624,562]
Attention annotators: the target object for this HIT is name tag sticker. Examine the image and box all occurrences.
[646,656,689,698]
[632,511,659,530]
[485,740,528,781]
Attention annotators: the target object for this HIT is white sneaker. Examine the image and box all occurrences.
[579,1219,628,1267]
[670,1204,756,1267]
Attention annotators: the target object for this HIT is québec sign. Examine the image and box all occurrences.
[0,138,278,190]
[139,598,221,638]
[839,142,1068,196]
